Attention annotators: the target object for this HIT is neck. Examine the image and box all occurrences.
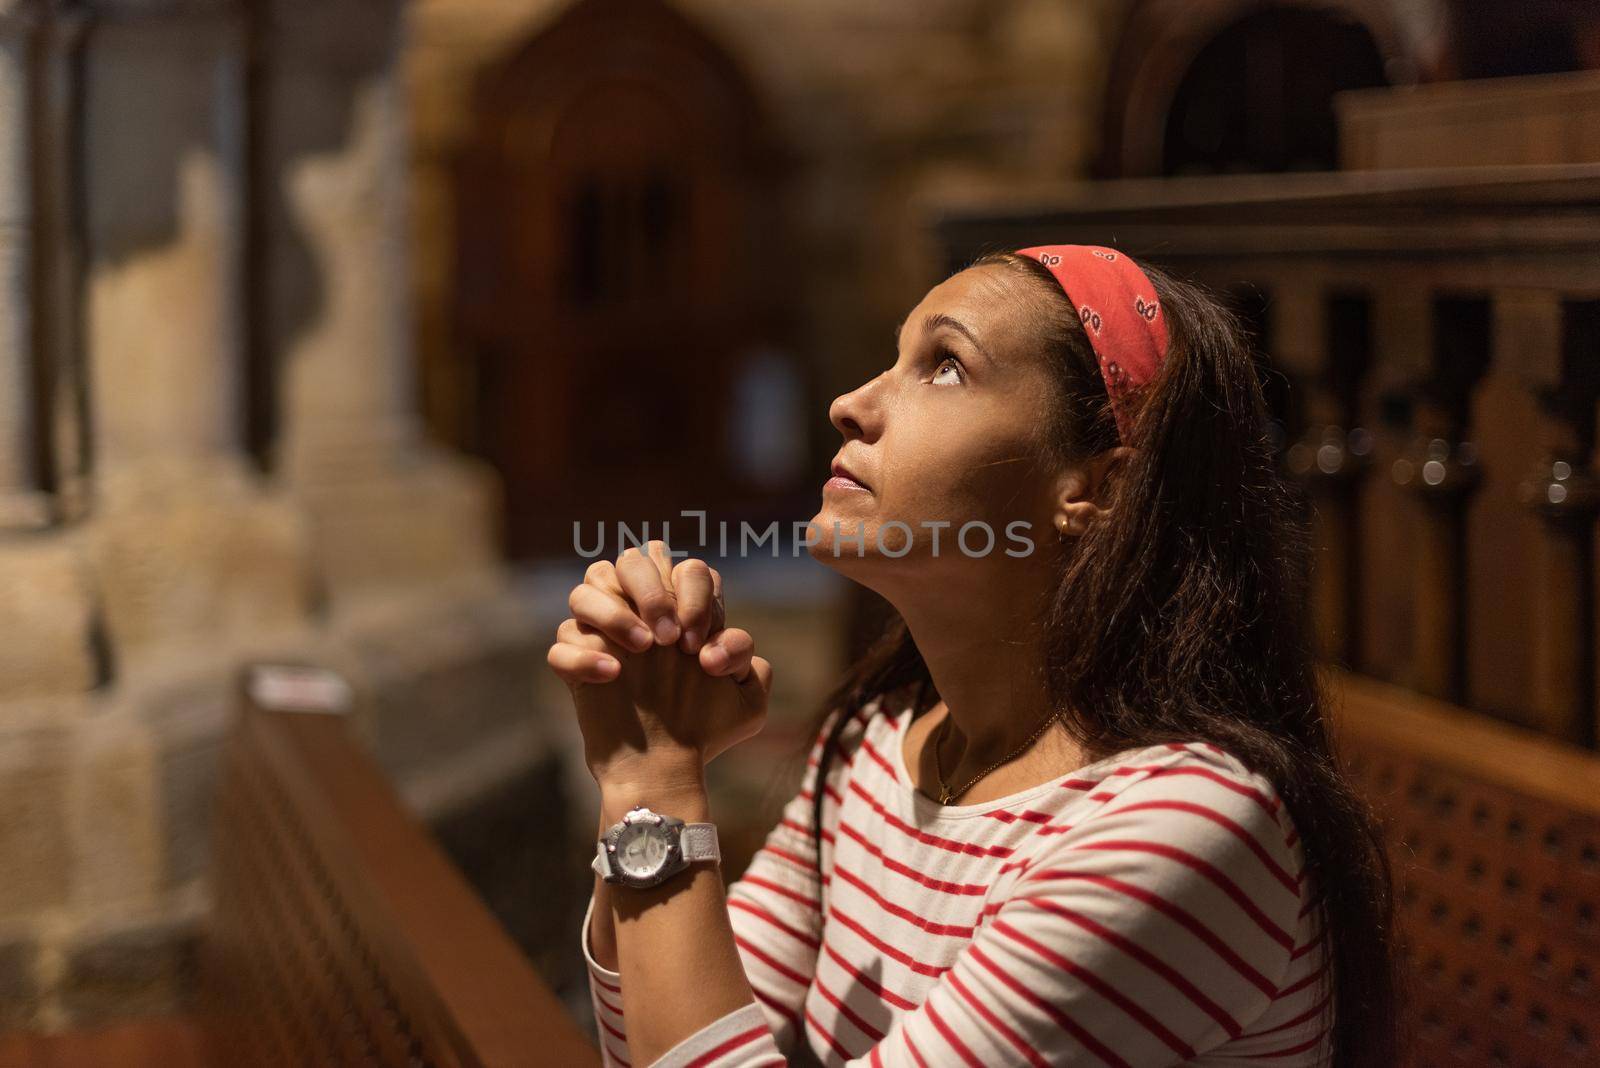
[884,559,1066,786]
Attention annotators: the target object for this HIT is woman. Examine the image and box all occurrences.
[548,245,1398,1067]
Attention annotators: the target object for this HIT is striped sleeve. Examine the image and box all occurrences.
[581,710,845,1068]
[581,862,792,1068]
[720,714,834,1050]
[581,892,634,1067]
[856,759,1305,1066]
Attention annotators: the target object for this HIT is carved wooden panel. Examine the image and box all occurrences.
[1334,669,1600,1067]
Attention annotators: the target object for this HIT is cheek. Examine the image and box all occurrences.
[881,410,1037,525]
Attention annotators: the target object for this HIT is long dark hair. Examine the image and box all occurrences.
[804,249,1399,1066]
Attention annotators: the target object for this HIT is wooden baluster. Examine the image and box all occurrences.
[1366,290,1430,688]
[1387,294,1489,704]
[1355,363,1415,681]
[1275,281,1374,666]
[1502,294,1600,747]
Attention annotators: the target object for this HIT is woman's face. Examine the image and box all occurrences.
[810,264,1068,579]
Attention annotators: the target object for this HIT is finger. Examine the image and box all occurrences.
[556,616,632,659]
[671,559,722,654]
[645,539,677,585]
[738,655,774,705]
[616,543,679,645]
[584,559,625,597]
[582,560,651,648]
[569,582,653,653]
[553,618,631,677]
[546,640,621,685]
[708,565,725,628]
[699,626,755,679]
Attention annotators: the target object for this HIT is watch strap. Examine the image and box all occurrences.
[679,821,720,865]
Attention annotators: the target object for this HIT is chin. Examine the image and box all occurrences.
[806,537,884,596]
[804,503,866,560]
[807,510,927,580]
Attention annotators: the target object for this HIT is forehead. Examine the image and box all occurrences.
[902,263,1046,358]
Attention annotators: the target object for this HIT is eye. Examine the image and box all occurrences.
[930,349,965,386]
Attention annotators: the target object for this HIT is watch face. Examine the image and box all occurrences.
[616,822,672,878]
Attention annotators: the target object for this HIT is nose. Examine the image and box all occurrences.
[828,372,885,442]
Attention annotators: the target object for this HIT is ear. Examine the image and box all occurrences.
[1049,466,1098,538]
[1087,446,1138,500]
[1050,446,1137,536]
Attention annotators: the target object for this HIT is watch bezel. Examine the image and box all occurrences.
[600,806,689,889]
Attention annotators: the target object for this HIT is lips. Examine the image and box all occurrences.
[830,456,870,490]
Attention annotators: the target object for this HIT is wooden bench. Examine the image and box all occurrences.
[0,663,600,1067]
[19,658,1593,1066]
[1329,667,1600,1067]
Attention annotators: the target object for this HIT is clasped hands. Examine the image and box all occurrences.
[546,541,774,794]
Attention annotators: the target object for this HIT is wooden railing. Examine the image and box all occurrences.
[934,163,1600,750]
[198,663,600,1067]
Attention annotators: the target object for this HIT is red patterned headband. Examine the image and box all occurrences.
[1015,244,1169,443]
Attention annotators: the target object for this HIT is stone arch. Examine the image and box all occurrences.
[1096,0,1441,177]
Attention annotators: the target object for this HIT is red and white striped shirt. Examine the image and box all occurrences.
[582,693,1334,1066]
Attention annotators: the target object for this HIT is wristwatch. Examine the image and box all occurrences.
[593,805,721,889]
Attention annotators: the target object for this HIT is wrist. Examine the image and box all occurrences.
[599,776,712,824]
[592,748,705,794]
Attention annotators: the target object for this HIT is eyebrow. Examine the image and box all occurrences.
[894,312,992,364]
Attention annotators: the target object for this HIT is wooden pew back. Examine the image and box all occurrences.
[200,665,599,1067]
[1331,668,1600,1067]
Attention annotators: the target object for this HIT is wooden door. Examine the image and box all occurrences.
[455,0,802,558]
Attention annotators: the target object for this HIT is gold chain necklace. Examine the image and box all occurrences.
[931,707,1067,805]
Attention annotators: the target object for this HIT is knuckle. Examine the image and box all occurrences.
[639,590,675,616]
[674,557,710,579]
[570,626,605,649]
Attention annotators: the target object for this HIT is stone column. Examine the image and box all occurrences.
[0,1,48,530]
[261,0,498,606]
[36,1,90,524]
[82,5,245,495]
[78,0,310,667]
[0,2,100,702]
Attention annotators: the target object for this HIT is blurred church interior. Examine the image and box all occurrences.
[0,0,1597,1063]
